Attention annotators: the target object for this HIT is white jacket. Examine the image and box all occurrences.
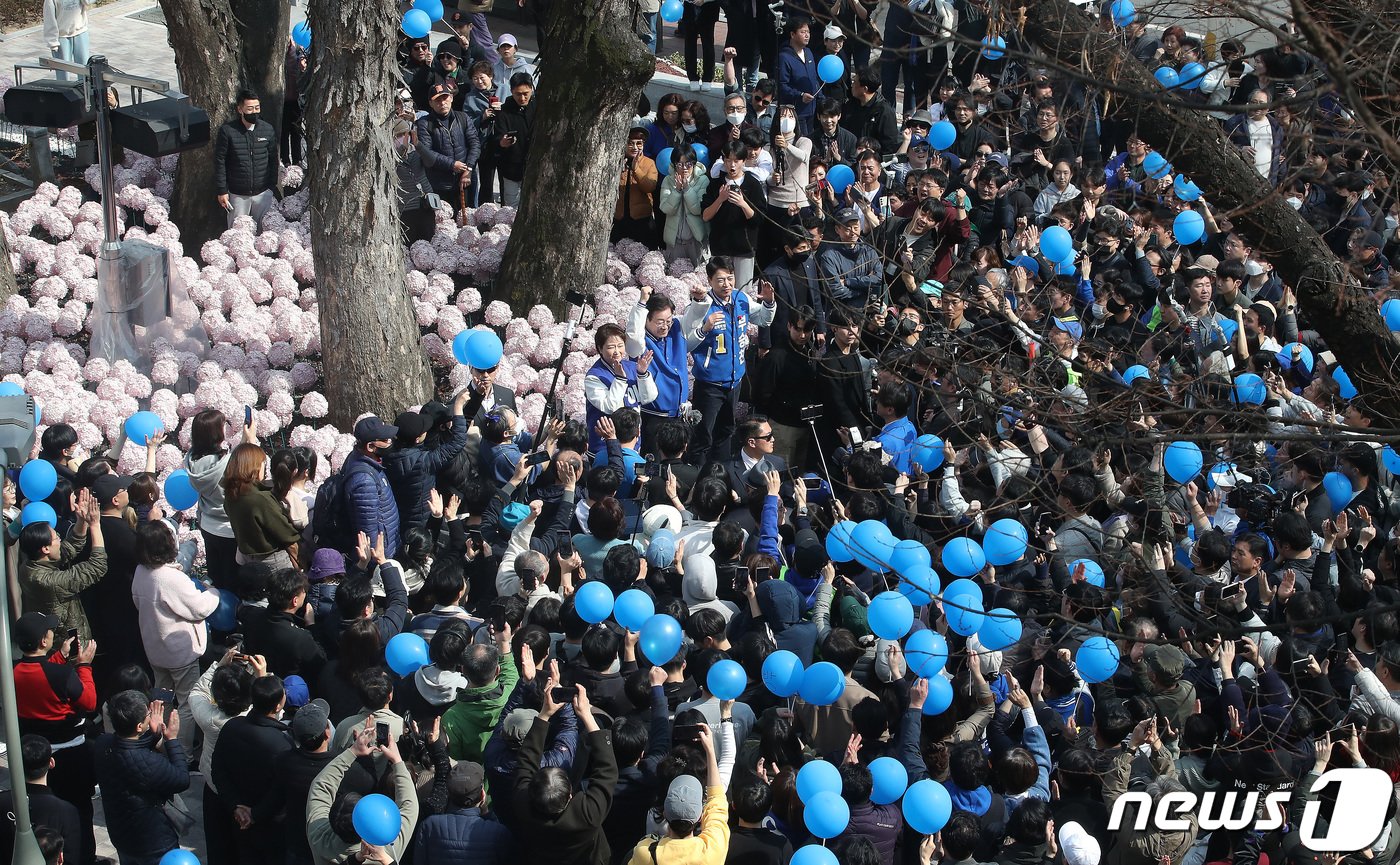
[43,0,89,48]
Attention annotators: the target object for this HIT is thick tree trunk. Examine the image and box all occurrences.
[493,0,654,310]
[0,230,17,304]
[158,0,244,250]
[234,0,291,161]
[1020,0,1400,424]
[305,0,433,427]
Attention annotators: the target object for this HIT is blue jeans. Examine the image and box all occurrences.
[51,30,91,80]
[645,11,660,54]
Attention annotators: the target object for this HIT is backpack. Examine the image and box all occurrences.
[311,461,376,552]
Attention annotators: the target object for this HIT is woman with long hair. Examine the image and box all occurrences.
[184,409,258,588]
[221,443,301,571]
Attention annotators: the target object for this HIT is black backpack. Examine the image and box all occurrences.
[311,461,376,552]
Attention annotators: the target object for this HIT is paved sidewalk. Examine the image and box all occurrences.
[0,0,180,87]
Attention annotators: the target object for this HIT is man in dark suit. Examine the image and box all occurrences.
[0,737,82,865]
[640,419,700,507]
[723,416,790,496]
[760,226,826,350]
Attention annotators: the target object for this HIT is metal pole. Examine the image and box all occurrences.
[0,529,46,865]
[89,55,119,251]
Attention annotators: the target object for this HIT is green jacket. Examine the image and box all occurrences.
[306,745,418,865]
[442,650,518,761]
[20,528,107,641]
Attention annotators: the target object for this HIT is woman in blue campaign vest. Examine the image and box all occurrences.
[584,322,658,455]
[626,284,690,447]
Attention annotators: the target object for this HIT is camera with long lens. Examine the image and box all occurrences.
[1226,483,1286,529]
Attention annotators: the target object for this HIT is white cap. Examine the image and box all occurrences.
[1058,822,1102,865]
[823,24,845,41]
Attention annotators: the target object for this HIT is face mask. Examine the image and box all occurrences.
[1245,260,1265,277]
[1107,297,1130,315]
[242,111,260,125]
[1091,303,1106,319]
[976,103,990,116]
[682,122,697,134]
[787,249,810,266]
[726,111,745,127]
[1286,196,1303,210]
[1386,215,1398,233]
[779,117,796,134]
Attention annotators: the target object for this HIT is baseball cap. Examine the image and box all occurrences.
[1051,317,1084,342]
[502,707,538,743]
[308,548,347,583]
[283,675,311,707]
[498,33,518,48]
[909,135,930,150]
[917,279,944,298]
[822,24,844,41]
[663,775,704,823]
[833,206,861,224]
[1360,230,1385,249]
[419,400,451,425]
[1058,822,1102,865]
[14,612,60,652]
[92,473,134,505]
[1192,254,1220,274]
[448,761,486,803]
[1144,644,1187,681]
[500,501,531,530]
[291,698,331,748]
[1008,255,1039,276]
[428,83,455,101]
[984,152,1009,168]
[394,411,433,441]
[646,528,677,569]
[354,416,398,444]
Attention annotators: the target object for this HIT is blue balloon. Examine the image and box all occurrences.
[614,588,654,631]
[1324,470,1354,514]
[1385,446,1400,477]
[164,469,200,511]
[639,614,683,664]
[1143,151,1166,178]
[161,851,200,865]
[1384,299,1400,332]
[125,411,164,445]
[762,649,806,697]
[799,661,845,706]
[911,433,945,472]
[889,539,932,576]
[1155,66,1180,88]
[1333,366,1358,399]
[20,501,56,527]
[452,331,475,365]
[897,566,939,606]
[922,674,954,715]
[796,760,842,802]
[903,779,953,834]
[869,756,908,805]
[980,36,1005,60]
[868,591,915,640]
[1110,0,1136,25]
[400,9,431,38]
[1055,260,1076,277]
[707,659,747,700]
[1233,372,1266,405]
[353,793,402,846]
[827,163,855,195]
[941,537,985,578]
[655,147,673,176]
[291,21,312,49]
[1069,558,1105,588]
[660,0,683,22]
[210,588,239,631]
[946,593,984,636]
[850,519,895,572]
[977,608,1023,651]
[412,0,443,21]
[1174,210,1205,245]
[1219,317,1239,342]
[1147,159,1172,181]
[905,628,948,677]
[1040,225,1074,263]
[575,580,614,624]
[942,578,982,605]
[791,846,837,865]
[1164,440,1203,484]
[1179,62,1206,89]
[385,632,429,675]
[690,143,709,167]
[825,520,857,563]
[805,791,850,839]
[465,330,503,369]
[1173,175,1201,201]
[1076,636,1121,683]
[817,53,845,84]
[1123,364,1150,385]
[1277,342,1314,373]
[928,120,957,151]
[19,459,57,502]
[984,518,1028,566]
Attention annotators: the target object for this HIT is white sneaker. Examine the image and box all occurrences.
[689,81,702,92]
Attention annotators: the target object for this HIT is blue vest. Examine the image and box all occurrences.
[585,359,642,454]
[691,291,753,389]
[644,319,690,417]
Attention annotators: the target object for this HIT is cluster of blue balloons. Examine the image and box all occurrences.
[1164,440,1203,484]
[799,661,846,705]
[817,54,844,85]
[386,632,429,675]
[401,9,432,38]
[1178,63,1206,90]
[941,577,984,636]
[353,793,403,846]
[656,143,710,176]
[797,762,849,837]
[453,329,504,369]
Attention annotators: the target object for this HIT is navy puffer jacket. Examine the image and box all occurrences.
[344,452,400,557]
[385,415,472,533]
[416,109,482,194]
[413,807,514,865]
[94,734,189,861]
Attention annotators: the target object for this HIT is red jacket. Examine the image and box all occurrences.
[14,651,95,744]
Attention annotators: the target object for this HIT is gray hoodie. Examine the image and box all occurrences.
[185,451,233,538]
[681,555,740,622]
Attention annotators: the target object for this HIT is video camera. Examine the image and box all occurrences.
[1226,482,1288,530]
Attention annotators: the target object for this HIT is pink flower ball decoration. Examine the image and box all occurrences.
[419,334,451,367]
[267,341,295,369]
[504,318,532,342]
[289,362,318,390]
[605,259,633,287]
[512,366,538,395]
[526,304,554,329]
[176,393,200,419]
[404,270,428,297]
[435,308,466,343]
[483,301,512,327]
[280,165,305,188]
[74,421,102,450]
[613,238,647,269]
[124,373,153,400]
[423,284,451,313]
[256,408,282,434]
[473,202,501,226]
[667,257,696,276]
[562,351,590,376]
[410,242,437,272]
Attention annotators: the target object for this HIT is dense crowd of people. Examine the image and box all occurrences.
[8,3,1400,865]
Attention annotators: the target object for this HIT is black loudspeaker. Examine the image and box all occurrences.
[2,79,93,128]
[0,395,36,469]
[110,98,210,157]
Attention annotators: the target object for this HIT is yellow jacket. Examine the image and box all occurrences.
[628,785,730,865]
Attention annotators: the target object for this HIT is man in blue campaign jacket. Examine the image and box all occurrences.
[583,323,658,457]
[679,256,777,467]
[626,285,690,448]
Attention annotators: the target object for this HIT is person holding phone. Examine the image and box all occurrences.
[491,72,536,208]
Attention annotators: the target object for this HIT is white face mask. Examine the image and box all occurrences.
[682,122,697,134]
[779,117,796,135]
[726,111,745,127]
[976,103,990,116]
[1286,196,1303,210]
[1091,303,1106,319]
[1386,215,1399,233]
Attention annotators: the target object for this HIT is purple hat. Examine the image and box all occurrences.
[308,548,347,583]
